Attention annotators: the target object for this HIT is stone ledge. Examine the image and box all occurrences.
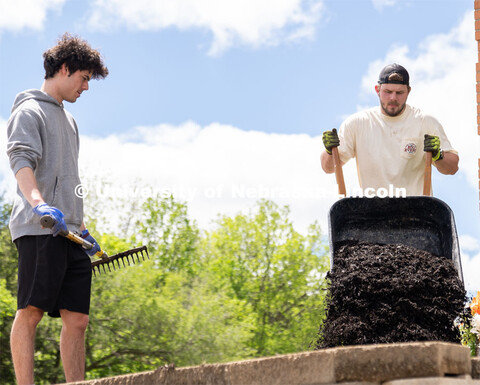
[333,342,470,383]
[64,342,472,385]
[473,358,480,379]
[384,376,480,385]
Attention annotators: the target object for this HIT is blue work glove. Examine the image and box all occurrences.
[33,203,67,236]
[424,134,442,161]
[322,129,340,155]
[81,229,102,257]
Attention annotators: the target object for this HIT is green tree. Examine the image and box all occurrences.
[0,193,331,383]
[0,195,17,384]
[135,194,199,275]
[0,195,17,292]
[0,278,16,384]
[84,195,254,379]
[202,200,330,356]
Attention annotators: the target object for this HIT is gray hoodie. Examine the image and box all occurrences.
[6,89,83,240]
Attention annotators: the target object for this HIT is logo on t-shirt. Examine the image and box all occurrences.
[404,142,417,155]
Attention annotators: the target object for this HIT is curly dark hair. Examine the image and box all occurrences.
[43,33,109,80]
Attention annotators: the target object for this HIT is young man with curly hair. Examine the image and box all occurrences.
[6,33,108,385]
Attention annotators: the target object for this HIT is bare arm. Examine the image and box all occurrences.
[321,150,344,173]
[15,167,45,208]
[433,152,459,175]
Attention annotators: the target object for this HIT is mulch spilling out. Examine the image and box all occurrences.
[316,241,466,348]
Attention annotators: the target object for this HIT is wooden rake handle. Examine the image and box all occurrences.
[423,151,432,196]
[40,215,108,259]
[40,215,94,249]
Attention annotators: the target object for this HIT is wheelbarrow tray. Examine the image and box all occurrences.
[328,196,463,282]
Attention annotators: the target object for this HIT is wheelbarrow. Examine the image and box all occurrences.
[328,140,463,282]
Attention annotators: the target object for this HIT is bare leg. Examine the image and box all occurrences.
[10,305,44,385]
[59,309,89,382]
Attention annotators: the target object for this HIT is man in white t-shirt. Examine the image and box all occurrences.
[320,63,459,196]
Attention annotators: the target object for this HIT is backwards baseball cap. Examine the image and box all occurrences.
[378,63,409,86]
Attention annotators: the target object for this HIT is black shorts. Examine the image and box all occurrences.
[15,235,92,318]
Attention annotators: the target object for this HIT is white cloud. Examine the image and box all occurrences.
[360,11,479,189]
[459,235,480,295]
[0,118,354,235]
[459,252,480,296]
[86,0,325,55]
[77,121,358,234]
[0,117,16,198]
[460,234,480,252]
[0,115,357,241]
[0,0,66,32]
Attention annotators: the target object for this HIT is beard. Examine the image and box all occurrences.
[380,101,406,117]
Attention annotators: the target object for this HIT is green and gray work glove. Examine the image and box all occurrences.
[424,134,443,161]
[322,128,340,155]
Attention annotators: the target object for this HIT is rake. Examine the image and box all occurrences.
[91,246,149,276]
[40,215,149,276]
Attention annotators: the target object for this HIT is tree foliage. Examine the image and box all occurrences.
[135,194,200,275]
[0,195,17,384]
[0,194,329,384]
[202,200,329,356]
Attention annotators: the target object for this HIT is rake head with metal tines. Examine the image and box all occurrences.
[91,246,149,276]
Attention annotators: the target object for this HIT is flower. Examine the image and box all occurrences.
[472,314,480,336]
[471,291,480,316]
[456,294,480,357]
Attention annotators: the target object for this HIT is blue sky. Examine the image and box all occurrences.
[0,0,478,294]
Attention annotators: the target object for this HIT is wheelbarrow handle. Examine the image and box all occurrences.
[331,131,432,197]
[332,146,346,196]
[423,151,432,196]
[331,129,346,196]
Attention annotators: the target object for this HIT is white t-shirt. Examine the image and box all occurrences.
[338,104,456,196]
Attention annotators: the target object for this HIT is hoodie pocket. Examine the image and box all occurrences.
[51,175,83,226]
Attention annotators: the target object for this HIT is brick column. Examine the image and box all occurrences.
[476,0,480,210]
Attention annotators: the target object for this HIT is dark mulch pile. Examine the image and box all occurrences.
[316,241,466,348]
